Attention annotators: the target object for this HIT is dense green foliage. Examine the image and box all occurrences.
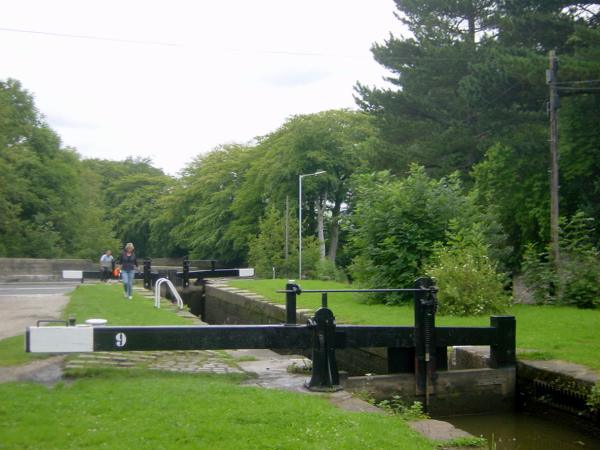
[346,165,507,304]
[248,205,300,278]
[356,1,600,264]
[0,80,119,258]
[425,223,511,316]
[0,80,172,259]
[522,212,600,308]
[82,158,175,258]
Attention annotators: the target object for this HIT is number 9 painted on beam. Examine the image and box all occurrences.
[115,332,127,348]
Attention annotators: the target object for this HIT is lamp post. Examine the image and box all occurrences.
[299,170,326,279]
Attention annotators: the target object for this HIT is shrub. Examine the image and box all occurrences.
[346,166,509,305]
[522,243,558,305]
[315,259,347,282]
[374,396,428,420]
[425,223,511,316]
[522,212,600,309]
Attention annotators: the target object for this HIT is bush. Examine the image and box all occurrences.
[346,166,509,305]
[521,244,558,305]
[375,396,428,420]
[315,259,347,282]
[561,253,600,308]
[425,223,511,316]
[522,212,600,309]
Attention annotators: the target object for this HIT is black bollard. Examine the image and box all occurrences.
[305,307,341,391]
[285,281,301,325]
[183,257,190,288]
[143,259,152,289]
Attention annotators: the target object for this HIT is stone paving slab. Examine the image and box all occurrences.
[65,350,242,374]
[408,419,473,442]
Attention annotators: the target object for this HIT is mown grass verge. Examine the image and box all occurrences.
[64,282,195,326]
[0,367,436,449]
[228,279,600,371]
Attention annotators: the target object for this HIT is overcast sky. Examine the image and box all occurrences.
[2,1,402,175]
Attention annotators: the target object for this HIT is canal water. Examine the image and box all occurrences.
[446,412,600,450]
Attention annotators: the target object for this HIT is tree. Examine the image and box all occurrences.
[355,1,502,177]
[248,205,296,278]
[357,1,600,269]
[82,157,172,258]
[233,110,377,266]
[472,141,550,267]
[355,1,598,179]
[556,26,600,245]
[0,79,119,258]
[166,144,257,264]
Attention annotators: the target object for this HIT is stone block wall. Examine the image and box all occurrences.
[0,258,97,282]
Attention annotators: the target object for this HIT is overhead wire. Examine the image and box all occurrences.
[2,26,600,65]
[0,26,180,47]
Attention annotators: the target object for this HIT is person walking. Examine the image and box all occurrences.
[118,243,138,300]
[99,250,114,282]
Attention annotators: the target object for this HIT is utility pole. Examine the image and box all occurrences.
[547,50,560,269]
[285,195,289,270]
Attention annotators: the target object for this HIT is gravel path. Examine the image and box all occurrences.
[0,283,75,340]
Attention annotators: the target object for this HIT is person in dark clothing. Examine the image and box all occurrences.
[118,242,138,299]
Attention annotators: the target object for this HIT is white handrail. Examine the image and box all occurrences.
[154,278,184,310]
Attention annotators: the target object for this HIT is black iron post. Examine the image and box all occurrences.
[143,259,152,289]
[183,257,190,288]
[306,307,341,391]
[490,315,516,368]
[167,269,178,289]
[285,281,301,325]
[414,277,437,409]
[321,293,328,308]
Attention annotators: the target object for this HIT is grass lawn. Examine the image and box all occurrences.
[228,279,600,371]
[0,368,435,449]
[64,282,195,326]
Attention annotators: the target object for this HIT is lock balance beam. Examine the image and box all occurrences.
[26,324,313,353]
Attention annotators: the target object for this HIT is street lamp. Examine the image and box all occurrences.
[299,170,326,279]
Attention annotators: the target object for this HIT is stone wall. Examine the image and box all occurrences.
[344,367,516,416]
[0,258,97,282]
